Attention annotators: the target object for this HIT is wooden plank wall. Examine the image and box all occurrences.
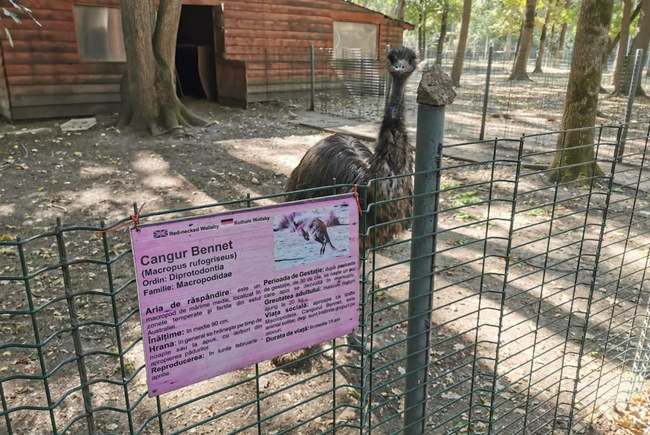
[3,0,123,120]
[185,0,408,101]
[0,0,406,119]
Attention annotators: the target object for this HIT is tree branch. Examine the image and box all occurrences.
[607,1,642,55]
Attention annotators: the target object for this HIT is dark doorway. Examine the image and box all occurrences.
[176,5,217,100]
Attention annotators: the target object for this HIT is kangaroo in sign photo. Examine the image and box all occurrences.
[301,218,337,255]
[282,212,338,255]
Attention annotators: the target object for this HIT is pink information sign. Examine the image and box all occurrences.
[130,194,360,396]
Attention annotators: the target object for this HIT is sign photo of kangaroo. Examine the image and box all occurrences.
[272,203,352,270]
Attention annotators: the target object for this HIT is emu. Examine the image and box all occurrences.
[286,47,417,246]
[271,47,417,369]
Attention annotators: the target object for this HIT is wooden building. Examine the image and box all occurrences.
[0,1,412,121]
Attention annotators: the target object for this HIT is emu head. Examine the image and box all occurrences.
[387,47,417,78]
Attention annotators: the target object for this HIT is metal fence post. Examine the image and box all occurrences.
[55,218,95,433]
[632,247,650,385]
[565,125,624,430]
[100,221,134,434]
[404,66,456,435]
[309,45,315,111]
[17,238,58,433]
[618,48,644,162]
[479,45,493,141]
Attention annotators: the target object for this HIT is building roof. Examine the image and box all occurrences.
[343,1,415,30]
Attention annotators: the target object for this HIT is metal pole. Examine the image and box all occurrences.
[309,45,315,111]
[55,218,95,433]
[404,66,456,435]
[479,45,493,141]
[619,48,644,162]
[632,247,650,384]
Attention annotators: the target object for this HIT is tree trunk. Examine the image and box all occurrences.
[549,0,614,182]
[612,0,633,89]
[417,9,424,57]
[436,0,449,66]
[533,22,547,74]
[607,1,643,51]
[556,23,567,58]
[417,13,422,56]
[119,0,206,134]
[554,0,571,59]
[548,23,556,55]
[618,0,650,96]
[451,0,472,86]
[397,0,406,20]
[606,2,642,57]
[514,20,524,60]
[509,0,538,80]
[504,32,513,57]
[534,3,553,73]
[422,7,427,56]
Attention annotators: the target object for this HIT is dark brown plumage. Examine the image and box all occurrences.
[286,46,417,246]
[270,48,417,370]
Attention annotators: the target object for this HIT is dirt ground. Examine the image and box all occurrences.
[1,81,650,435]
[0,99,322,235]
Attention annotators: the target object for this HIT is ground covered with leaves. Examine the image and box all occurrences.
[591,387,650,434]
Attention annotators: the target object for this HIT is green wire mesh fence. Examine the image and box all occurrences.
[1,121,650,434]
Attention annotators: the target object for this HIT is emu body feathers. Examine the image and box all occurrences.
[286,47,417,246]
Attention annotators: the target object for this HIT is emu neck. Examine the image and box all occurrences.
[385,76,407,122]
[371,74,412,176]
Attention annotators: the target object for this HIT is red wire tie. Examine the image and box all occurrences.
[96,202,146,235]
[131,203,146,232]
[352,185,362,216]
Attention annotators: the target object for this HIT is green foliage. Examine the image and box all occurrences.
[439,180,461,190]
[456,210,479,221]
[607,0,641,38]
[1,1,40,47]
[354,0,399,16]
[352,0,582,56]
[610,0,623,35]
[526,207,548,217]
[353,0,464,33]
[452,190,481,207]
[489,0,529,36]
